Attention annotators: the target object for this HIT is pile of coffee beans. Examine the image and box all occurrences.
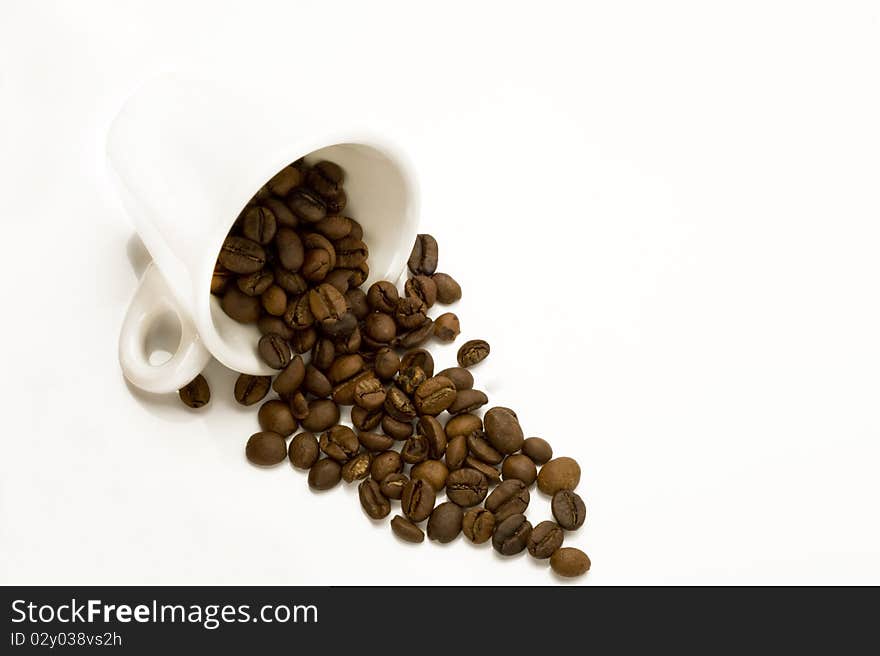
[179,159,590,579]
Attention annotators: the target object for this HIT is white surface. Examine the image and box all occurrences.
[1,0,879,585]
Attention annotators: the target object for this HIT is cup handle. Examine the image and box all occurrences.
[118,262,212,394]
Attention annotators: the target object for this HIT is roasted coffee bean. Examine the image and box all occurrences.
[261,285,287,316]
[345,287,369,320]
[527,521,564,559]
[320,312,357,338]
[364,312,397,343]
[311,338,336,371]
[485,479,530,523]
[437,367,473,391]
[445,468,488,507]
[304,364,333,398]
[401,434,430,465]
[447,389,487,415]
[537,457,581,495]
[289,432,320,469]
[347,218,364,240]
[302,248,331,281]
[467,432,503,465]
[211,264,233,294]
[332,324,361,353]
[413,376,457,416]
[284,294,314,330]
[522,437,553,465]
[264,196,298,229]
[358,478,391,519]
[464,457,502,484]
[417,416,447,459]
[242,205,277,244]
[390,515,424,543]
[308,283,347,322]
[371,450,403,482]
[307,160,344,198]
[273,267,308,294]
[267,165,302,196]
[445,413,482,439]
[323,268,352,294]
[381,415,413,440]
[234,374,271,406]
[400,349,434,378]
[222,287,262,323]
[550,548,591,577]
[433,313,460,342]
[407,233,438,275]
[396,366,427,396]
[401,478,436,522]
[219,235,266,274]
[303,233,337,268]
[410,459,449,492]
[502,454,538,485]
[367,281,399,313]
[314,215,352,241]
[404,275,437,308]
[551,489,587,530]
[427,502,463,543]
[300,399,340,432]
[290,327,318,354]
[325,189,347,214]
[384,385,416,421]
[258,399,297,436]
[457,339,490,368]
[374,347,400,380]
[462,508,495,544]
[334,237,368,269]
[259,315,295,339]
[273,227,304,271]
[273,355,305,397]
[258,333,291,369]
[484,406,524,455]
[179,374,210,409]
[290,392,309,420]
[308,458,342,490]
[358,431,394,452]
[351,406,384,432]
[237,270,274,296]
[345,261,369,287]
[353,374,386,410]
[492,514,532,556]
[396,320,435,349]
[332,370,373,406]
[245,431,288,466]
[394,296,428,330]
[432,273,462,304]
[445,435,468,470]
[288,187,326,222]
[380,473,408,500]
[319,425,360,463]
[328,354,364,384]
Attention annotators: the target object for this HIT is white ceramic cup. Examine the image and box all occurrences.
[110,76,419,394]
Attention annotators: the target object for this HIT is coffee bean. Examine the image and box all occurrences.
[445,468,488,507]
[407,233,438,275]
[334,237,369,269]
[347,218,364,240]
[527,521,564,559]
[302,248,331,282]
[273,355,305,398]
[284,294,314,330]
[307,160,344,198]
[400,350,434,377]
[384,385,416,421]
[300,399,340,432]
[308,284,347,323]
[351,406,384,432]
[390,515,424,543]
[537,457,581,495]
[445,413,482,439]
[401,478,436,522]
[319,425,359,463]
[304,364,333,397]
[242,206,277,244]
[258,399,297,436]
[211,264,233,294]
[353,374,386,411]
[324,189,347,214]
[328,354,364,384]
[237,270,274,296]
[273,267,307,294]
[364,312,397,343]
[259,316,295,340]
[522,437,553,465]
[219,236,266,274]
[394,297,428,330]
[417,416,447,459]
[396,365,426,396]
[358,479,391,519]
[433,313,460,342]
[290,327,318,354]
[290,392,309,420]
[311,338,336,371]
[314,215,353,241]
[332,324,361,353]
[432,273,462,304]
[413,376,457,415]
[467,432,503,465]
[357,431,394,452]
[550,548,591,577]
[462,508,495,544]
[222,287,262,323]
[287,187,326,222]
[179,374,210,408]
[427,502,463,543]
[395,319,434,349]
[501,454,538,485]
[401,434,430,465]
[436,367,473,391]
[457,339,490,367]
[332,369,371,406]
[485,479,530,522]
[345,261,369,287]
[380,473,408,500]
[308,458,342,490]
[288,431,320,469]
[258,333,291,369]
[320,311,357,339]
[551,489,586,530]
[381,415,413,440]
[410,459,449,492]
[464,457,501,484]
[447,389,487,415]
[261,284,287,316]
[264,196,298,229]
[324,269,353,297]
[245,431,287,466]
[445,435,468,470]
[267,165,302,196]
[370,450,402,482]
[234,374,271,406]
[492,514,532,556]
[367,280,399,313]
[345,287,369,320]
[374,347,400,380]
[404,275,437,308]
[484,406,524,454]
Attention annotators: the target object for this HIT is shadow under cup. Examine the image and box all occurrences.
[199,142,418,376]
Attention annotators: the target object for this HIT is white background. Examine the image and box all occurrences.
[1,0,879,585]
